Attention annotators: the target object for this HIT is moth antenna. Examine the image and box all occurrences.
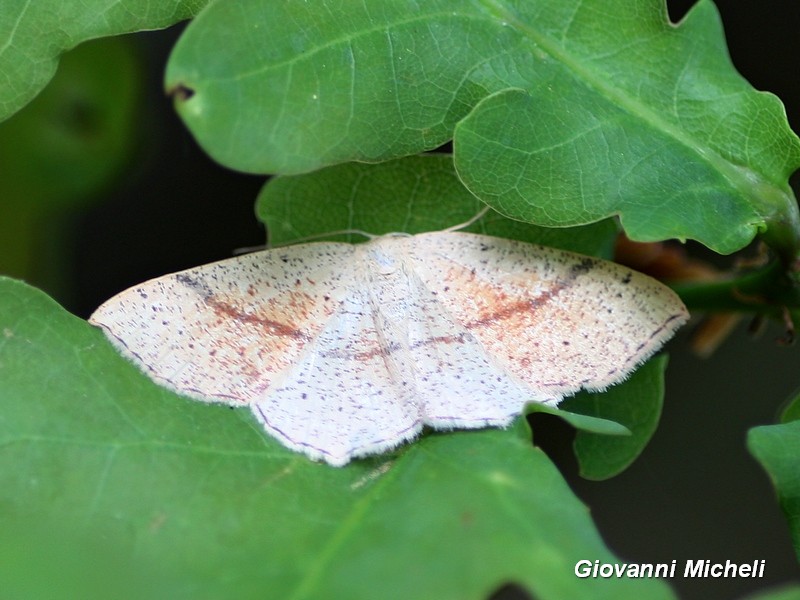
[442,205,491,232]
[233,228,376,255]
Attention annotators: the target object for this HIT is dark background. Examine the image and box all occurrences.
[30,1,800,598]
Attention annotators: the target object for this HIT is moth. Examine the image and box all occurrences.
[90,232,688,466]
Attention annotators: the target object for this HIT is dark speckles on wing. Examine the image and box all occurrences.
[175,272,212,300]
[570,257,597,276]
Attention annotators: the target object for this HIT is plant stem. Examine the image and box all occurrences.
[670,259,800,319]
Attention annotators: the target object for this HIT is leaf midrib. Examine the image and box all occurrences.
[479,0,770,200]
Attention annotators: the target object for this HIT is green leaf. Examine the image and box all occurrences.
[527,404,631,436]
[780,388,800,424]
[0,37,141,285]
[747,420,800,561]
[0,277,676,599]
[562,356,667,480]
[167,0,800,256]
[0,0,208,122]
[257,154,618,258]
[0,37,140,209]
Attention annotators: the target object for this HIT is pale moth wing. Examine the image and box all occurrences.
[90,232,689,466]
